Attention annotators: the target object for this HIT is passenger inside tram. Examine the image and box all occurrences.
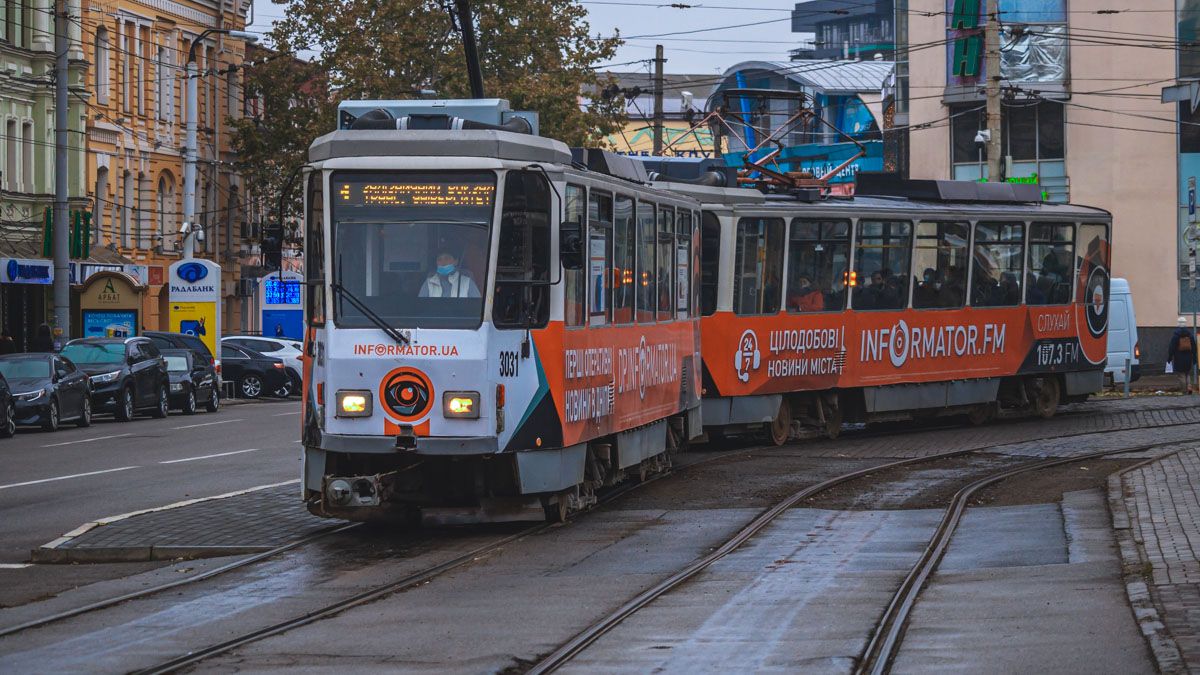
[786,274,824,312]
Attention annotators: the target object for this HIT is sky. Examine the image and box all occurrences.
[245,0,809,76]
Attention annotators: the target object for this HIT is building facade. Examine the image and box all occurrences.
[81,0,254,335]
[596,72,714,158]
[0,0,99,348]
[792,0,896,61]
[905,0,1178,362]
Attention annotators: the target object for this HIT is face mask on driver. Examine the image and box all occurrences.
[437,263,456,276]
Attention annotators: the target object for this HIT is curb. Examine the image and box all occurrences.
[1107,452,1188,675]
[30,479,300,564]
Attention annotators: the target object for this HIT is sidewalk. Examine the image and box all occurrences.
[1110,446,1200,674]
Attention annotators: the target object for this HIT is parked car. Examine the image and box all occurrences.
[61,337,169,420]
[144,330,219,384]
[0,353,93,431]
[220,344,290,399]
[161,349,220,414]
[1106,278,1140,385]
[0,371,18,437]
[222,336,301,397]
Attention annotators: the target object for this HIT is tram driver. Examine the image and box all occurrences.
[418,249,481,298]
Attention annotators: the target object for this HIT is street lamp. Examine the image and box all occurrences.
[183,28,258,259]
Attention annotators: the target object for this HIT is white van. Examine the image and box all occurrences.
[1106,278,1140,384]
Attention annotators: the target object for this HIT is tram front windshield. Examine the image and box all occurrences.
[331,171,495,329]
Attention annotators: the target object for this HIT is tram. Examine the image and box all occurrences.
[299,98,1111,523]
[655,174,1110,445]
[300,100,703,522]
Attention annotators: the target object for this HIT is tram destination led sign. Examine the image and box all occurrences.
[337,182,495,208]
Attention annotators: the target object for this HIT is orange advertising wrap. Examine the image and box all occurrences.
[531,318,701,448]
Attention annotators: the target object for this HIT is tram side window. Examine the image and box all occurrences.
[972,222,1024,307]
[700,211,720,316]
[564,184,586,328]
[657,207,674,322]
[1075,223,1108,307]
[911,221,969,309]
[1027,223,1074,305]
[493,170,552,329]
[636,201,657,324]
[613,196,635,324]
[852,220,912,311]
[305,172,325,325]
[733,217,785,316]
[677,210,692,320]
[786,219,849,313]
[588,192,613,327]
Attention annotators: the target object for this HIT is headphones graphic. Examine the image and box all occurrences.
[734,329,761,383]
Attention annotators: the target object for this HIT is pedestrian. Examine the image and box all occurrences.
[29,324,54,352]
[274,323,284,338]
[1168,317,1198,394]
[0,332,15,355]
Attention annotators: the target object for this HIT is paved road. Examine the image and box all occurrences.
[0,399,301,564]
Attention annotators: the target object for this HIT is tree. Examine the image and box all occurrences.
[228,49,333,229]
[253,0,621,136]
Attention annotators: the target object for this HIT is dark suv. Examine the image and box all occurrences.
[60,338,170,421]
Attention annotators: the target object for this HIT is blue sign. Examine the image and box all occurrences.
[723,140,884,185]
[263,277,301,305]
[4,258,52,284]
[262,309,303,340]
[82,310,137,338]
[176,261,209,283]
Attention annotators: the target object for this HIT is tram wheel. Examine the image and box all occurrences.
[767,401,792,447]
[541,494,569,523]
[1031,377,1061,419]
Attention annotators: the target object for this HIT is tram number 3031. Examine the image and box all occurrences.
[499,350,520,378]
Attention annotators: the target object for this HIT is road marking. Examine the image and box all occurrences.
[41,432,133,448]
[159,448,260,464]
[273,411,300,416]
[0,563,31,569]
[172,418,243,430]
[38,479,301,550]
[0,466,140,491]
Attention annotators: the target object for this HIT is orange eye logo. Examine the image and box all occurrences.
[379,367,434,422]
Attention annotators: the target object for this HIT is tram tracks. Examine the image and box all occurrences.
[4,407,1197,672]
[525,436,1197,674]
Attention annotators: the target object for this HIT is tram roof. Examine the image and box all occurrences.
[308,129,573,165]
[733,195,1112,220]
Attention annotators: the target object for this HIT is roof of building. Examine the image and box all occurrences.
[713,59,894,97]
[592,72,718,118]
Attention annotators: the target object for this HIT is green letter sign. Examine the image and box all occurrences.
[950,0,979,30]
[952,35,983,77]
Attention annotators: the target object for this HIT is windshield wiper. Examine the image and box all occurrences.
[330,282,412,347]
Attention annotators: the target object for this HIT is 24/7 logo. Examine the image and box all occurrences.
[734,329,761,383]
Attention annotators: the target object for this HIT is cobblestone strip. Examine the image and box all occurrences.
[1109,445,1199,675]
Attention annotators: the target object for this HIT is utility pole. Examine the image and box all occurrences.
[653,44,664,156]
[984,0,1002,182]
[52,0,69,345]
[183,42,199,259]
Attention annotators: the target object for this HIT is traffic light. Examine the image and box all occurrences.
[261,221,283,271]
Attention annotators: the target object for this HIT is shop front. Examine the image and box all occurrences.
[0,257,53,351]
[76,271,145,339]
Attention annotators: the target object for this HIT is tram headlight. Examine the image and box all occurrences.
[443,391,480,419]
[336,390,372,418]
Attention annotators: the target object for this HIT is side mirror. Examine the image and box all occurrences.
[560,219,584,271]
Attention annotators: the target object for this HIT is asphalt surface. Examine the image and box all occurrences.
[0,398,301,565]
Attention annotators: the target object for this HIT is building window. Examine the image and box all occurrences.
[950,101,1066,200]
[94,167,109,245]
[120,170,132,247]
[121,23,130,113]
[157,174,174,250]
[21,122,32,192]
[95,28,110,104]
[5,119,16,190]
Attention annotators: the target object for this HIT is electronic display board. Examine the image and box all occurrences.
[336,181,495,208]
[263,277,302,305]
